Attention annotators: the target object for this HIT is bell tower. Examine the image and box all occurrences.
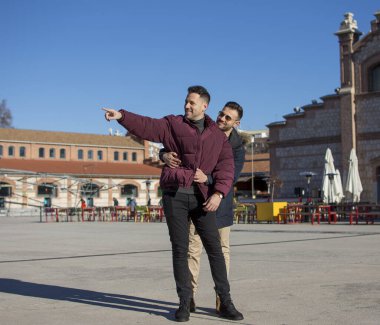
[335,12,362,89]
[335,13,362,177]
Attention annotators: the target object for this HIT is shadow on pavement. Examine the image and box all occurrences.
[0,278,177,321]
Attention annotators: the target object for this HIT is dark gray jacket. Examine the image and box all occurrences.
[213,128,245,228]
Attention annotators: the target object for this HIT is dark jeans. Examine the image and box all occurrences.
[163,191,231,301]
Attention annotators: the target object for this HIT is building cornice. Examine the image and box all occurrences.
[268,135,341,148]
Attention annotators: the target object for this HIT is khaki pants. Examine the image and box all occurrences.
[188,221,230,295]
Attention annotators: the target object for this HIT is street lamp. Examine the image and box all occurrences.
[299,171,317,201]
[251,136,255,199]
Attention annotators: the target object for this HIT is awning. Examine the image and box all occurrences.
[237,176,253,182]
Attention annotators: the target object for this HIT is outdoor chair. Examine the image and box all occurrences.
[234,205,248,223]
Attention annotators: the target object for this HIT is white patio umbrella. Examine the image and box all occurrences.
[322,148,343,203]
[335,169,344,203]
[345,148,363,202]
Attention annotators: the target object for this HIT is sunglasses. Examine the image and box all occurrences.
[218,111,237,122]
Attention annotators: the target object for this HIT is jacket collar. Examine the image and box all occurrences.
[183,114,216,129]
[228,128,243,149]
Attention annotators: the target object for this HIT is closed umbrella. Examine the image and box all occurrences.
[322,148,343,203]
[334,169,344,203]
[345,148,363,202]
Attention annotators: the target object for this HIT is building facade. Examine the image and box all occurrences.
[268,11,380,203]
[0,128,163,210]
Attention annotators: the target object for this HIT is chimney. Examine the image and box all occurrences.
[370,11,380,32]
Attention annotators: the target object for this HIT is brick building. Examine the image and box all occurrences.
[0,128,162,209]
[235,130,270,199]
[268,11,380,203]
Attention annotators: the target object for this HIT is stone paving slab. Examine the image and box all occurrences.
[0,217,379,325]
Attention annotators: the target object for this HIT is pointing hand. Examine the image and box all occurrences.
[102,108,122,121]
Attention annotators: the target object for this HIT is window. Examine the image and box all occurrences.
[81,183,100,198]
[78,149,83,160]
[19,146,26,157]
[97,150,103,160]
[60,148,66,159]
[49,148,55,158]
[0,145,3,157]
[132,152,137,161]
[87,197,94,207]
[0,182,12,197]
[39,148,45,158]
[369,64,380,92]
[123,152,128,161]
[114,151,119,161]
[88,150,93,160]
[8,146,14,157]
[121,184,138,197]
[37,183,57,197]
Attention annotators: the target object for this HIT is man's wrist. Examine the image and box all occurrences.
[214,191,223,199]
[117,109,124,121]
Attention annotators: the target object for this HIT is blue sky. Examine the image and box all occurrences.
[1,0,378,135]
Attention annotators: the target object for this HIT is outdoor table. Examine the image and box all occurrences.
[353,205,380,224]
[148,206,164,222]
[115,206,130,221]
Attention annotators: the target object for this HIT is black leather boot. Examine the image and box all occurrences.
[219,299,244,321]
[175,298,190,322]
[190,297,196,312]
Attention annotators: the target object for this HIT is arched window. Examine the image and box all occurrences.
[97,150,103,160]
[8,146,14,157]
[88,150,93,160]
[37,183,58,197]
[81,183,100,198]
[114,151,119,161]
[132,152,137,161]
[369,64,380,92]
[60,148,66,159]
[78,149,84,160]
[121,184,138,197]
[39,148,45,158]
[19,146,26,157]
[49,148,55,158]
[0,182,12,197]
[123,152,128,161]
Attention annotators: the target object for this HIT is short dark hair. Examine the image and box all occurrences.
[224,101,243,120]
[187,85,211,104]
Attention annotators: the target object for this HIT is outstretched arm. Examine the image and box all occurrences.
[102,107,170,144]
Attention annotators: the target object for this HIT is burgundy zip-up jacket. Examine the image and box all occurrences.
[117,110,234,200]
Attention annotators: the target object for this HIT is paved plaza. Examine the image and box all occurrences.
[0,217,379,325]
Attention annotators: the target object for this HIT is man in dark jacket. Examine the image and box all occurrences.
[102,86,243,322]
[161,102,245,313]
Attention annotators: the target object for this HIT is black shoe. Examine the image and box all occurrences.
[190,298,196,312]
[219,300,244,321]
[175,299,190,322]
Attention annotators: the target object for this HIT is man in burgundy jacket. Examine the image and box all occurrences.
[103,86,243,322]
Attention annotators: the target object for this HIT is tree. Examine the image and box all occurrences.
[0,100,13,128]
